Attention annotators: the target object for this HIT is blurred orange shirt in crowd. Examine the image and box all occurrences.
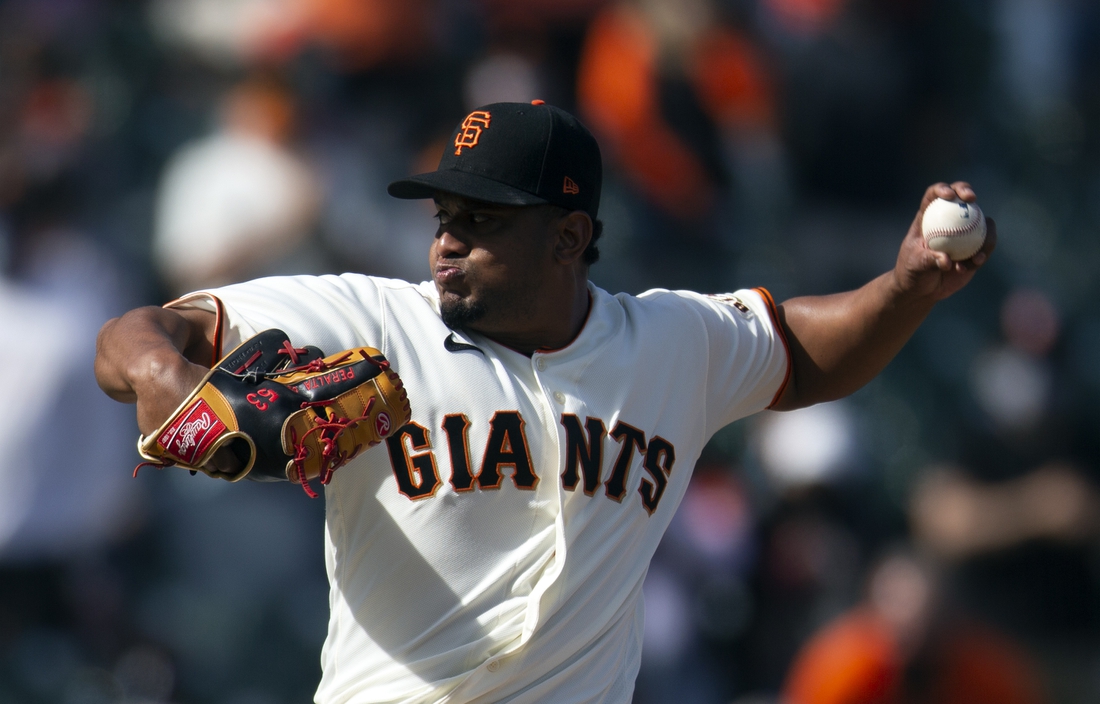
[576,4,775,220]
[250,0,437,70]
[783,608,1047,704]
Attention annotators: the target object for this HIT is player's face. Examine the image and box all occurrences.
[430,195,561,336]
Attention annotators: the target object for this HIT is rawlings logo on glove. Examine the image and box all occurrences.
[137,329,411,497]
[165,403,222,462]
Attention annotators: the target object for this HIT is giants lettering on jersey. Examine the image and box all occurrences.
[386,412,676,513]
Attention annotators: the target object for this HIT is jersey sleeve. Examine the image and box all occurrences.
[165,273,411,360]
[646,287,791,436]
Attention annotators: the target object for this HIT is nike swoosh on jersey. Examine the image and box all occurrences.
[444,332,484,354]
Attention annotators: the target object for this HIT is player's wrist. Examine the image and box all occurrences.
[130,345,200,388]
[881,267,941,321]
[130,349,208,421]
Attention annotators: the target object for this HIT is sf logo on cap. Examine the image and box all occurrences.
[454,111,491,155]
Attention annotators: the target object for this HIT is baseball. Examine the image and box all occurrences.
[921,197,986,261]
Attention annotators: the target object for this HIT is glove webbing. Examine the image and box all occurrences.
[290,396,376,498]
[287,350,390,498]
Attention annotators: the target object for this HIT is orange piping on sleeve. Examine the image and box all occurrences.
[209,296,225,366]
[753,287,792,409]
[163,292,226,369]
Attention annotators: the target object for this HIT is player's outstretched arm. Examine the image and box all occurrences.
[770,182,997,411]
[95,306,217,435]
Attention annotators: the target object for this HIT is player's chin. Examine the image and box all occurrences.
[440,296,487,330]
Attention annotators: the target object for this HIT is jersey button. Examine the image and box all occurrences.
[553,391,566,404]
[536,358,546,371]
[487,660,500,672]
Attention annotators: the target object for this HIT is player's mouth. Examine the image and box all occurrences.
[434,265,472,299]
[434,265,466,286]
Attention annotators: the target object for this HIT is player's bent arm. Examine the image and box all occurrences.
[94,306,217,435]
[770,272,938,410]
[770,181,996,411]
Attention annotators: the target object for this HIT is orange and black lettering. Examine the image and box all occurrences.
[560,414,606,495]
[639,436,675,514]
[442,414,475,492]
[385,423,441,500]
[478,411,538,490]
[454,111,491,155]
[605,422,646,502]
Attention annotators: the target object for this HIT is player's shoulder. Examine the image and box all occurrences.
[221,272,431,302]
[626,287,768,319]
[204,274,439,329]
[352,275,439,311]
[333,273,433,298]
[613,287,779,339]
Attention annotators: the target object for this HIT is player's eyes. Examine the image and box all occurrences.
[433,210,492,227]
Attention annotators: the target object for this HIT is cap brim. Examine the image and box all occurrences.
[387,169,549,207]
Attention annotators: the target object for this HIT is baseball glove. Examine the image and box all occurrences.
[136,329,411,497]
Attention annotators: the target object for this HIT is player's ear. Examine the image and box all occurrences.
[553,210,592,265]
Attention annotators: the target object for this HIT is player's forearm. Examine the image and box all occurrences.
[772,270,937,410]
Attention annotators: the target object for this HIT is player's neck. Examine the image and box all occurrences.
[478,280,591,357]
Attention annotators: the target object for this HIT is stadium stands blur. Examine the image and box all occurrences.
[1,0,1098,702]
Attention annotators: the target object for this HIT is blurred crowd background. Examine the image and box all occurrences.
[2,0,1099,702]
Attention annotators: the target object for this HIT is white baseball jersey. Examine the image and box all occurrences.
[172,274,790,704]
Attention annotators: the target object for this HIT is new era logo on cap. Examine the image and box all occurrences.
[387,101,602,219]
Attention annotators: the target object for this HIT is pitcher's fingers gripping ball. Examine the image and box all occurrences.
[136,329,411,497]
[921,197,986,261]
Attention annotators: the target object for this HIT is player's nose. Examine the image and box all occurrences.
[434,230,470,258]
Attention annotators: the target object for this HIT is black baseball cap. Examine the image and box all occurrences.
[387,101,602,219]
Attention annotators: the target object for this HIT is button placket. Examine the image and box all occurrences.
[533,355,567,407]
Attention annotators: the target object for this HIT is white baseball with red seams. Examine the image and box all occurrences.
[921,197,986,261]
